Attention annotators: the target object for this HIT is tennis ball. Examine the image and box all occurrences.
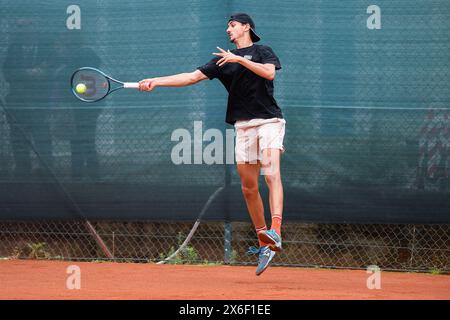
[76,83,87,94]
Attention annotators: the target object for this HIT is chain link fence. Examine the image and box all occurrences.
[0,102,449,272]
[0,221,448,273]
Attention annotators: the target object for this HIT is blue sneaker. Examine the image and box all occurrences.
[247,246,276,276]
[258,229,282,252]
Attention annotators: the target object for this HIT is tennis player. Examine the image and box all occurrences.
[139,13,285,276]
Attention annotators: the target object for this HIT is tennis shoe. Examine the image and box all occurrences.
[247,246,276,276]
[258,229,282,252]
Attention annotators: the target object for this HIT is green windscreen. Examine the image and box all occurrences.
[0,0,449,223]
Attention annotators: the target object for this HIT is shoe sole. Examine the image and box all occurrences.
[258,233,282,252]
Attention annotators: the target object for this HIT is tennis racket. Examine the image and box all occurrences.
[71,67,139,102]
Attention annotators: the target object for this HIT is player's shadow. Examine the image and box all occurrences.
[50,33,104,181]
[3,18,53,180]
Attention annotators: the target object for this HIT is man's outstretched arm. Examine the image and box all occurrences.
[139,70,208,91]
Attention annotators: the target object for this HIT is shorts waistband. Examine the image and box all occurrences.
[234,117,285,130]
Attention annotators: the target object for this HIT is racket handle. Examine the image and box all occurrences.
[123,82,139,89]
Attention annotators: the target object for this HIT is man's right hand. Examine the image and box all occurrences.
[139,78,158,91]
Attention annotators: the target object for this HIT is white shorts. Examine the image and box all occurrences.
[234,117,286,163]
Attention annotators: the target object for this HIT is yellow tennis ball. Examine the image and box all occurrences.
[76,83,87,94]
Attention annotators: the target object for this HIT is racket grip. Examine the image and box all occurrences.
[123,82,140,89]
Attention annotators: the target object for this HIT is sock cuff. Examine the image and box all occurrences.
[255,225,267,233]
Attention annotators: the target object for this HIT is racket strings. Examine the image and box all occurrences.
[71,69,110,102]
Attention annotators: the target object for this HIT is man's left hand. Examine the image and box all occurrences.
[213,47,242,67]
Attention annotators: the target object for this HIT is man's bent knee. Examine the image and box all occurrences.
[264,173,281,187]
[241,185,259,199]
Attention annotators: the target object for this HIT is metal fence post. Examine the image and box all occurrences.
[224,222,232,264]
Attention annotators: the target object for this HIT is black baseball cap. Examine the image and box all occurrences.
[228,13,261,42]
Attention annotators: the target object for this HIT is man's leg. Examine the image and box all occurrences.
[235,123,279,276]
[237,162,277,275]
[262,148,283,236]
[236,162,268,247]
[256,118,285,251]
[256,147,284,251]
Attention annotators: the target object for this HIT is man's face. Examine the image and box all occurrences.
[227,20,250,43]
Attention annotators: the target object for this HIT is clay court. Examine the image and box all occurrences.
[0,259,448,300]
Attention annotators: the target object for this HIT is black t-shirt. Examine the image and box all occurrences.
[197,44,283,125]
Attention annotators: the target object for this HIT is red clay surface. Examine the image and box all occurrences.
[0,259,448,300]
